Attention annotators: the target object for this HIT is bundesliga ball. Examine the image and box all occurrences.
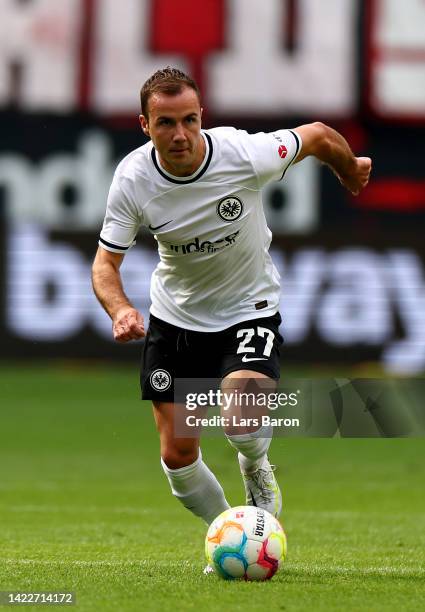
[205,506,287,580]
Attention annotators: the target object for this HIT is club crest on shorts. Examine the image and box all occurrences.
[217,196,244,222]
[150,369,172,392]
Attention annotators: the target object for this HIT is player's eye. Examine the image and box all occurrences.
[158,118,171,126]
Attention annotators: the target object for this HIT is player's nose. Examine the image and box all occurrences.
[173,123,187,141]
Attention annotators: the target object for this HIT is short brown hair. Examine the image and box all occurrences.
[140,67,201,118]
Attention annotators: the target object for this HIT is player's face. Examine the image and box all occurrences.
[139,87,204,177]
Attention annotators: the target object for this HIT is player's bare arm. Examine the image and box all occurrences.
[92,247,145,343]
[293,122,371,195]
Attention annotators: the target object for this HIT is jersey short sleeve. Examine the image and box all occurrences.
[99,172,141,254]
[241,129,302,188]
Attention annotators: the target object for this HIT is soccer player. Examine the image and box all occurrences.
[92,67,371,538]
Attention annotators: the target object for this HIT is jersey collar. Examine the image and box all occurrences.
[151,131,213,184]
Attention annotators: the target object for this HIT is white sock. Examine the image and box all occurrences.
[161,450,230,524]
[226,424,273,473]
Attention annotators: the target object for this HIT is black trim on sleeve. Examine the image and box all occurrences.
[280,129,301,180]
[99,237,130,251]
[151,133,213,184]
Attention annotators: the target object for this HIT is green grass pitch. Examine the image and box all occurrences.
[0,363,424,611]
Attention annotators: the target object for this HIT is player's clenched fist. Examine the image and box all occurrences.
[113,307,145,343]
[339,156,372,196]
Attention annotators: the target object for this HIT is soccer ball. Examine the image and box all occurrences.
[205,505,287,580]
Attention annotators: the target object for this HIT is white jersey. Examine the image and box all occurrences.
[99,127,301,331]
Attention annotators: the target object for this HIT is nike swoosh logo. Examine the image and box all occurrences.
[241,355,268,362]
[248,488,258,507]
[148,220,173,231]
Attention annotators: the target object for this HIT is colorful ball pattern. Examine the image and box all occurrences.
[205,506,287,580]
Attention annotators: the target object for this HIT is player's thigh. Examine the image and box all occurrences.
[220,371,275,435]
[223,370,270,381]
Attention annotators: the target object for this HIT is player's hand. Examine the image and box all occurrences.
[112,307,145,343]
[339,156,372,195]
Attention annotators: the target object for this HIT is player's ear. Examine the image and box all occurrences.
[139,114,150,136]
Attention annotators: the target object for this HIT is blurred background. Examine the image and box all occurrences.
[1,0,425,376]
[1,4,424,608]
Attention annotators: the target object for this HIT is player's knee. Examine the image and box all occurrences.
[161,443,199,469]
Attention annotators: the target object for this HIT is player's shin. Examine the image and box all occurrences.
[161,449,230,524]
[225,424,273,472]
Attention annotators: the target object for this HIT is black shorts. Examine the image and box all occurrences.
[141,312,283,401]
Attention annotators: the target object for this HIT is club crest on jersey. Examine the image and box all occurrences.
[150,369,172,392]
[217,196,244,222]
